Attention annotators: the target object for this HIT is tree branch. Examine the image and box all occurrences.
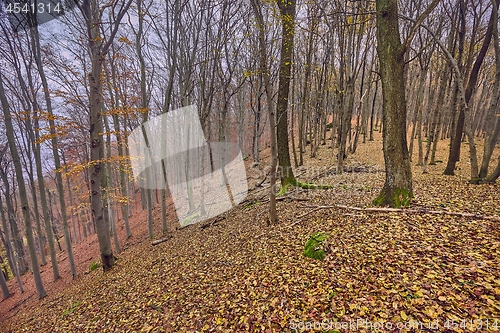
[402,0,441,51]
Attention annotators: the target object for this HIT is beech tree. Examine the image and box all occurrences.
[374,0,440,207]
[275,0,296,192]
[0,249,9,298]
[37,31,77,278]
[0,184,24,293]
[0,73,46,299]
[250,0,278,224]
[78,0,133,271]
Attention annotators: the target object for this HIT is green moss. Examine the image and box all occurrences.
[304,232,330,261]
[62,301,80,317]
[278,178,333,196]
[89,261,101,272]
[373,187,413,208]
[181,214,200,226]
[243,201,260,209]
[469,177,482,184]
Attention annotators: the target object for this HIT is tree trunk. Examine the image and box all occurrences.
[0,192,23,293]
[62,155,78,245]
[299,11,316,166]
[1,182,28,276]
[276,0,297,191]
[485,155,500,182]
[30,22,72,279]
[0,256,9,299]
[250,0,277,224]
[414,69,427,166]
[109,112,131,238]
[445,0,495,176]
[0,75,46,299]
[103,52,128,238]
[479,0,500,179]
[103,116,121,254]
[373,0,413,207]
[80,0,132,269]
[369,78,379,141]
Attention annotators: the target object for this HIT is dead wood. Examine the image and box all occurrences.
[294,203,500,222]
[151,235,172,246]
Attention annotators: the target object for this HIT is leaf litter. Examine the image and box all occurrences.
[2,133,500,332]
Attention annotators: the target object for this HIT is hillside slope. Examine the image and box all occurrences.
[2,134,500,332]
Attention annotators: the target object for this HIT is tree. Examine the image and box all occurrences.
[443,0,496,178]
[0,73,46,299]
[410,0,497,182]
[78,0,133,271]
[479,0,500,180]
[0,188,24,293]
[26,23,64,280]
[275,0,296,192]
[273,0,331,193]
[250,0,277,225]
[373,0,413,206]
[0,253,9,299]
[373,0,439,207]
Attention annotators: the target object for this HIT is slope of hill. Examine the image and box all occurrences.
[2,134,500,332]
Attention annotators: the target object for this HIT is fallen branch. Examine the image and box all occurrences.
[295,205,335,219]
[310,164,383,180]
[335,205,500,221]
[293,203,500,222]
[151,235,172,246]
[276,195,310,202]
[200,214,227,230]
[253,170,270,188]
[5,294,33,320]
[287,219,302,228]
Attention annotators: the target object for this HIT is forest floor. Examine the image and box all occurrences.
[1,132,500,332]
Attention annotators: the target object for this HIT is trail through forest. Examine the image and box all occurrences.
[1,134,500,332]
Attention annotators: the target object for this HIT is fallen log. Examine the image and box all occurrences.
[293,204,500,222]
[335,205,500,222]
[151,235,172,246]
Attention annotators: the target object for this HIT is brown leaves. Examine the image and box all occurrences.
[5,135,500,332]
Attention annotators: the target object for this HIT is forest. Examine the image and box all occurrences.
[0,0,500,331]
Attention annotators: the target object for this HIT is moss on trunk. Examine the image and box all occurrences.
[373,187,413,208]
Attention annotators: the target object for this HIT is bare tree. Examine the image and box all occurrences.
[0,185,23,293]
[78,0,134,270]
[250,0,277,224]
[0,73,46,299]
[373,0,440,207]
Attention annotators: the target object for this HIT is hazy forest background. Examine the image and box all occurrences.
[1,0,500,331]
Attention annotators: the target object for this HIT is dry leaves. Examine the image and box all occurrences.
[3,134,500,332]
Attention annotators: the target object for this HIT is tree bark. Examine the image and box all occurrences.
[373,0,413,207]
[0,256,9,299]
[0,74,46,299]
[30,22,70,280]
[276,0,297,191]
[479,0,500,179]
[250,0,277,224]
[79,0,133,270]
[485,155,500,182]
[0,192,23,293]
